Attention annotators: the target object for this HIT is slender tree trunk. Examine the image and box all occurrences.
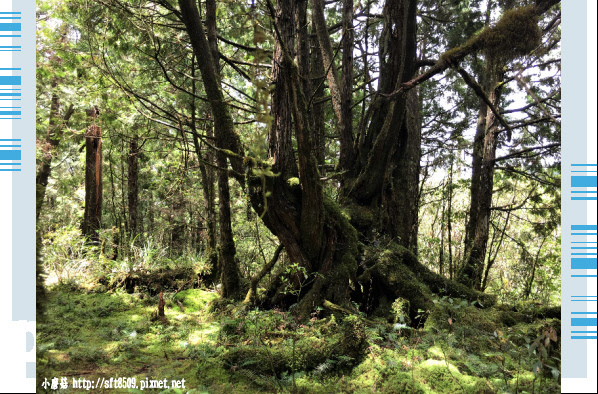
[311,0,355,170]
[447,157,454,280]
[340,0,355,171]
[189,52,218,279]
[36,84,74,220]
[127,137,139,242]
[459,62,504,290]
[82,107,103,245]
[440,183,446,276]
[310,26,326,167]
[216,149,241,297]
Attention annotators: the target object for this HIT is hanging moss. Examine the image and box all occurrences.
[476,6,542,62]
[439,5,542,66]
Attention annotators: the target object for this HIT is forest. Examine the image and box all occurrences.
[36,0,562,392]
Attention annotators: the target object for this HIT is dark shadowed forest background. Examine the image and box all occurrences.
[36,0,562,392]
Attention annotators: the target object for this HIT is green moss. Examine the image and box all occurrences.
[414,359,490,393]
[476,6,542,62]
[323,196,358,247]
[287,177,300,187]
[440,5,542,66]
[37,268,561,393]
[173,289,218,313]
[382,372,426,393]
[344,203,376,232]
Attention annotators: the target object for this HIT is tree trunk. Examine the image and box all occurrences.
[310,0,355,170]
[459,62,504,291]
[35,84,74,220]
[268,0,298,179]
[190,54,218,281]
[176,0,504,320]
[447,157,454,280]
[216,150,241,298]
[179,0,243,297]
[82,107,103,245]
[341,0,420,253]
[309,25,326,167]
[127,137,139,242]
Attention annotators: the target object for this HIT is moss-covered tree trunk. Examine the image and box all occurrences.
[176,0,557,320]
[343,0,421,253]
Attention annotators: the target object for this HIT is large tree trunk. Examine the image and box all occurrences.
[175,0,537,321]
[82,107,103,245]
[337,0,421,253]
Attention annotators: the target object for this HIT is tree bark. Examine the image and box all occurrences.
[268,0,298,179]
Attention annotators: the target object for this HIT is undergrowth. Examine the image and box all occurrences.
[37,284,560,393]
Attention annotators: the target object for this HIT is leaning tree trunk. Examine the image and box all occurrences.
[207,0,242,298]
[179,0,244,298]
[82,107,103,245]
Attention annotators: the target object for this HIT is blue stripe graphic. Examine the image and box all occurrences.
[0,23,21,31]
[572,225,598,231]
[0,150,21,160]
[0,76,21,85]
[572,318,598,326]
[572,176,598,187]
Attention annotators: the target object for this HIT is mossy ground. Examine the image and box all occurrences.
[38,284,560,393]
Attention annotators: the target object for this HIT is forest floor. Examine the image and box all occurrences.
[37,283,561,393]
